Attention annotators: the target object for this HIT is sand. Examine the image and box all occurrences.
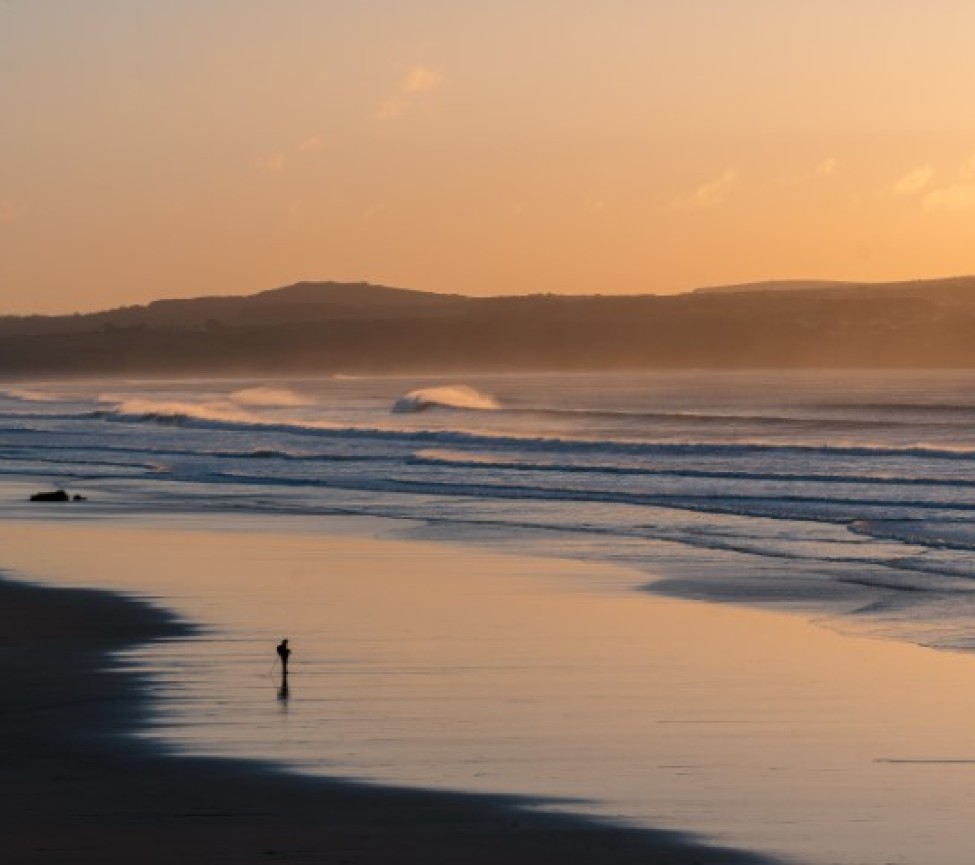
[0,575,774,865]
[6,512,975,864]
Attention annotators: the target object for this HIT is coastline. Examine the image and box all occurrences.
[6,360,975,864]
[0,573,776,865]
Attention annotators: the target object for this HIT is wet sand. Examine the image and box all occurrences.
[0,575,774,865]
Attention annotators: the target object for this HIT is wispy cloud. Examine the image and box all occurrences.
[924,183,975,211]
[257,133,326,174]
[816,157,837,178]
[259,152,288,174]
[785,158,837,187]
[923,155,975,211]
[894,165,933,196]
[297,133,325,153]
[671,169,739,210]
[401,66,442,95]
[375,97,411,120]
[376,65,444,120]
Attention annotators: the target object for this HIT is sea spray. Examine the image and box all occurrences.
[0,388,60,402]
[392,385,500,413]
[111,398,260,425]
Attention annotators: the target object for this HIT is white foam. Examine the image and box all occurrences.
[112,398,258,425]
[392,385,500,414]
[1,388,59,403]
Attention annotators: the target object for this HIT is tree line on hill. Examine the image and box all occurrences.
[4,277,975,374]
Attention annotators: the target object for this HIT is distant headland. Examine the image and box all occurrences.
[4,276,975,374]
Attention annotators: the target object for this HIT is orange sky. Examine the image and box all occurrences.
[2,1,975,314]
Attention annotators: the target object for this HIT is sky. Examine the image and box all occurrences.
[2,0,975,314]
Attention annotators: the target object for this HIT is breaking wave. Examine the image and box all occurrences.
[110,399,259,425]
[1,388,59,403]
[392,385,500,414]
[9,371,975,662]
[94,407,975,463]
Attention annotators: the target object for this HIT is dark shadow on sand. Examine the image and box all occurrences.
[0,576,783,865]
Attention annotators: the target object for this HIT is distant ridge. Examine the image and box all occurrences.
[694,275,975,296]
[6,275,975,373]
[0,281,466,337]
[694,279,854,294]
[248,281,462,308]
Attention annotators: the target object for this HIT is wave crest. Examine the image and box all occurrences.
[111,399,258,425]
[1,388,59,403]
[392,385,500,414]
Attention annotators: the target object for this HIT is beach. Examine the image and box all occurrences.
[4,511,975,863]
[0,566,772,865]
[9,0,975,857]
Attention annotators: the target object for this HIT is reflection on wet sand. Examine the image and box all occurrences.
[3,514,975,864]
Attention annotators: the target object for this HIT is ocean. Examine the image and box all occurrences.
[4,370,975,652]
[5,370,975,864]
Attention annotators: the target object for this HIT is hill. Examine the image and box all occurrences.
[0,282,464,338]
[693,279,854,294]
[693,275,975,300]
[5,276,975,374]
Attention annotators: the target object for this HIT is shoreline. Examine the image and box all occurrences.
[0,573,776,865]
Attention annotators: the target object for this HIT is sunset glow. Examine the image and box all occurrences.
[3,1,975,313]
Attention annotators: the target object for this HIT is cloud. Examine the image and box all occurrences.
[401,66,442,94]
[922,154,975,211]
[671,169,739,210]
[375,97,411,120]
[894,165,933,196]
[257,135,325,174]
[297,134,325,153]
[376,65,444,119]
[816,158,837,178]
[924,183,975,211]
[259,152,288,174]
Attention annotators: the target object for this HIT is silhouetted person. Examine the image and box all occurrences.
[276,639,291,675]
[276,639,291,701]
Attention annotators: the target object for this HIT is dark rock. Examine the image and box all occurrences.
[29,490,70,502]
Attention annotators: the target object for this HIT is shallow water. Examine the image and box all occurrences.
[4,514,975,865]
